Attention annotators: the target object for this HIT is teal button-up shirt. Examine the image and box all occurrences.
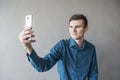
[27,38,98,80]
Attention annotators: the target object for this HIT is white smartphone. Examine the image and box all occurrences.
[25,14,32,28]
[25,14,33,40]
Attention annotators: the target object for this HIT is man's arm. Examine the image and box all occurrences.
[26,40,62,72]
[18,28,62,72]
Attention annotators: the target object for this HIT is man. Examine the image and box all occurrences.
[18,14,98,80]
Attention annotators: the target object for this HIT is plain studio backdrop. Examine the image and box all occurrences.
[0,0,120,80]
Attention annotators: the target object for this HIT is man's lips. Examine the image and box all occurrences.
[71,33,77,35]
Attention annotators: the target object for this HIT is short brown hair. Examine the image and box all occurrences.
[69,14,88,28]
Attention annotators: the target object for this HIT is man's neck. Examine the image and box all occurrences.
[75,38,84,47]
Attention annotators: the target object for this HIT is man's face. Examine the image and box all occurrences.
[69,20,88,40]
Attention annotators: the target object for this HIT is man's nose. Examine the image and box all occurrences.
[72,28,76,32]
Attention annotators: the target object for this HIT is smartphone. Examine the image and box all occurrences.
[25,14,32,28]
[25,15,33,40]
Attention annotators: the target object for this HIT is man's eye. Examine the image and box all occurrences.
[76,26,80,28]
[70,26,73,28]
[77,25,83,28]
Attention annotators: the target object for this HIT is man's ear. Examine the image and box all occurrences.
[85,26,88,32]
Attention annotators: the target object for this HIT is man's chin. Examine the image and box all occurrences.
[71,37,80,40]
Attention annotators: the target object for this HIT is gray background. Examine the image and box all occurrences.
[0,0,120,80]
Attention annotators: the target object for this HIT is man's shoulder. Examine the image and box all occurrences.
[84,40,95,48]
[58,38,71,46]
[58,38,69,44]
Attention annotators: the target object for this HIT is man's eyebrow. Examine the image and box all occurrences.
[75,25,82,27]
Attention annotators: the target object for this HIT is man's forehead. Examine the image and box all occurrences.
[70,20,84,25]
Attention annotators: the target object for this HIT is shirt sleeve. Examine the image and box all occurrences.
[27,40,63,72]
[88,46,98,80]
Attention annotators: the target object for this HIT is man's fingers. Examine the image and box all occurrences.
[23,33,35,41]
[30,39,36,42]
[22,39,35,44]
[18,27,36,46]
[24,30,34,34]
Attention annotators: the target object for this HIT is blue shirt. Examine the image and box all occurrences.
[27,38,98,80]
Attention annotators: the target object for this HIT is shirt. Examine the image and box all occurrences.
[27,38,98,80]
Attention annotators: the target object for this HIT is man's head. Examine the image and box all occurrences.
[69,14,88,28]
[69,14,88,40]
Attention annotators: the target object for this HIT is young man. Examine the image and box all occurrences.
[18,14,98,80]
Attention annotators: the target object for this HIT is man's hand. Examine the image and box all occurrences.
[18,27,36,54]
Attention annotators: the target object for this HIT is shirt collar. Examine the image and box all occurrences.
[69,38,86,50]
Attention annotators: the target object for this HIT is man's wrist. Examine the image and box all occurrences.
[24,45,33,54]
